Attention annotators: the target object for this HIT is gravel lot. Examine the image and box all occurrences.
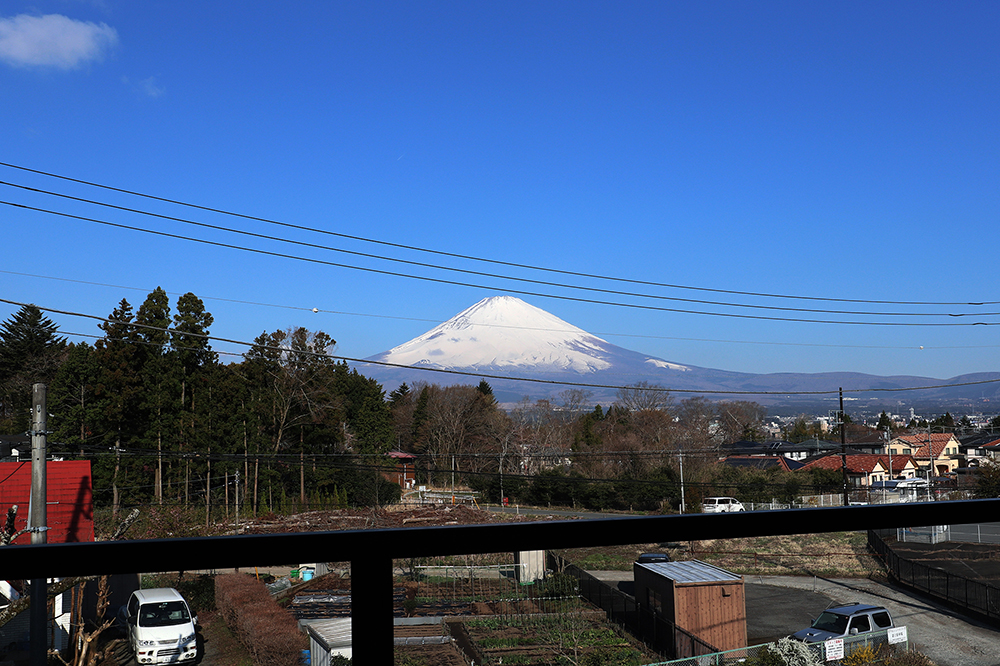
[592,571,1000,666]
[752,575,1000,666]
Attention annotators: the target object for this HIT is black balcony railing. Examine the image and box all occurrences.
[3,499,1000,665]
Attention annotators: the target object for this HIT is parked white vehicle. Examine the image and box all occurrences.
[117,587,198,664]
[701,497,745,513]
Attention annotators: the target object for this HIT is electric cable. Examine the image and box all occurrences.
[1,160,994,308]
[4,296,1000,397]
[4,200,1000,328]
[11,269,996,350]
[3,180,997,320]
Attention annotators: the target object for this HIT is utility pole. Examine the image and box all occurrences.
[29,383,47,666]
[679,449,686,514]
[840,388,849,507]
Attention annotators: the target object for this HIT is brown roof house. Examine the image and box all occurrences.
[384,451,417,490]
[889,433,961,477]
[800,454,919,487]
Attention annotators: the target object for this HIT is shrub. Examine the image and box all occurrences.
[763,638,823,666]
[843,643,879,666]
[215,574,305,666]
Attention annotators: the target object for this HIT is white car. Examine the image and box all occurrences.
[701,497,745,513]
[118,587,198,664]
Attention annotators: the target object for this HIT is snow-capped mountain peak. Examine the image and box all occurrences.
[375,296,625,374]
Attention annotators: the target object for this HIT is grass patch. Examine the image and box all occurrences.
[557,532,881,577]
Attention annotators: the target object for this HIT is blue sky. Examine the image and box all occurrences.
[1,1,998,382]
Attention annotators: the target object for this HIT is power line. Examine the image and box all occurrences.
[2,160,994,308]
[3,296,1000,398]
[6,199,1000,328]
[11,269,998,350]
[8,181,998,319]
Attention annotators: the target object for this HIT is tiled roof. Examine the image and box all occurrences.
[893,433,958,458]
[801,454,917,474]
[721,455,802,471]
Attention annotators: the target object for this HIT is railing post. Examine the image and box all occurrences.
[352,554,394,665]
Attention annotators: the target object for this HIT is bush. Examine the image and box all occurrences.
[215,574,305,666]
[762,638,823,666]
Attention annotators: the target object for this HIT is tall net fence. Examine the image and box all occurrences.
[869,529,1000,622]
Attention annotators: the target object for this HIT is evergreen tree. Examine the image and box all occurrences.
[136,288,175,504]
[49,342,98,452]
[931,412,955,429]
[0,304,66,431]
[170,293,217,505]
[92,299,144,515]
[389,383,410,406]
[411,386,431,453]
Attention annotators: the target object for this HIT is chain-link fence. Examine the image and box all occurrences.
[644,626,908,666]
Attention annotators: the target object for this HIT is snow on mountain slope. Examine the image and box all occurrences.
[368,296,690,375]
[357,296,1000,409]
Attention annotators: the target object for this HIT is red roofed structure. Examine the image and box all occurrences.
[800,454,918,487]
[0,460,94,544]
[384,451,417,490]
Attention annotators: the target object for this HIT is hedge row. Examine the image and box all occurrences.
[215,573,305,666]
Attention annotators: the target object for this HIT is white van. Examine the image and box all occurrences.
[701,497,745,513]
[118,587,198,664]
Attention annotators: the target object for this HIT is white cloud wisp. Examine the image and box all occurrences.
[0,14,118,69]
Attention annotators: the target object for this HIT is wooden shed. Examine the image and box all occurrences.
[633,559,746,652]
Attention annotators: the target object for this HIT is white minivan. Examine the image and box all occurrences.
[701,497,745,513]
[118,587,198,664]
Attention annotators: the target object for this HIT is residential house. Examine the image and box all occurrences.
[888,433,961,477]
[721,455,804,472]
[800,454,919,487]
[720,439,847,462]
[384,451,417,491]
[959,433,1000,465]
[844,434,889,455]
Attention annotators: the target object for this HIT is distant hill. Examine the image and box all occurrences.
[355,296,1000,412]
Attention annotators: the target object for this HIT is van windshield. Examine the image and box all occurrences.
[139,601,191,627]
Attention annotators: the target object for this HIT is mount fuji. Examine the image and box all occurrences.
[356,296,1000,410]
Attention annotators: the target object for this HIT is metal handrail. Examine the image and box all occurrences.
[3,499,999,665]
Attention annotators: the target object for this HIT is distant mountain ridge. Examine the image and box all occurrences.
[356,296,1000,411]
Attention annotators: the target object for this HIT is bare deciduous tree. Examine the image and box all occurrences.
[615,381,673,413]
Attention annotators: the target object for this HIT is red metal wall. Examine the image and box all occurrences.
[0,461,94,544]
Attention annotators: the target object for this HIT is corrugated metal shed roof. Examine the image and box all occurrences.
[636,560,742,584]
[303,618,351,649]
